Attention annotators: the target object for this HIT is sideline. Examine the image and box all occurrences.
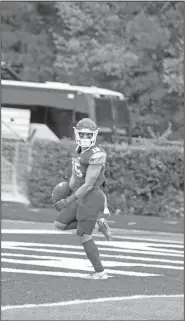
[2,219,184,238]
[2,294,184,311]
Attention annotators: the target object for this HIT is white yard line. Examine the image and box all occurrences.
[2,294,184,311]
[1,229,72,234]
[2,266,160,278]
[2,250,183,264]
[2,219,54,226]
[2,253,183,270]
[1,268,90,280]
[2,219,183,237]
[1,228,183,244]
[2,241,183,257]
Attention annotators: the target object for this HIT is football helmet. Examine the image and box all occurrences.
[74,118,99,148]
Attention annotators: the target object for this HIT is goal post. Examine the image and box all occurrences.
[1,138,32,205]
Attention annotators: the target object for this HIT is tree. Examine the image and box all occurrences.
[54,2,183,136]
[52,2,139,85]
[1,1,183,138]
[1,2,54,81]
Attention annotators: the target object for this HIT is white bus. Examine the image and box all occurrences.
[1,80,131,142]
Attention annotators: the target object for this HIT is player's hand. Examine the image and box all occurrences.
[54,199,67,212]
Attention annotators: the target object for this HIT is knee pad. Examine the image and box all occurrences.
[80,234,92,244]
[54,220,66,230]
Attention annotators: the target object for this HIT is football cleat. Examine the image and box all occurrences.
[85,271,108,279]
[97,218,112,241]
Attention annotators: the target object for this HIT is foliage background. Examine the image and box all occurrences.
[27,140,184,218]
[1,1,184,139]
[2,2,184,217]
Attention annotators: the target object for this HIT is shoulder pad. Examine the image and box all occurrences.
[89,151,107,165]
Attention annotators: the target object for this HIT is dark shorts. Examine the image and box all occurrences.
[55,201,77,225]
[76,220,97,236]
[76,187,105,221]
[55,187,105,235]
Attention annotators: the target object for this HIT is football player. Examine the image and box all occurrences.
[53,118,112,279]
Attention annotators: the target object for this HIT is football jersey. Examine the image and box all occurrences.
[71,144,106,191]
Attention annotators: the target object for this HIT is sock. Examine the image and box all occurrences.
[95,222,99,230]
[64,220,78,230]
[82,239,104,273]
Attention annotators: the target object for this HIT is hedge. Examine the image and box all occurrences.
[28,139,184,218]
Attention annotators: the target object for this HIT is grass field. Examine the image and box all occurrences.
[1,216,184,320]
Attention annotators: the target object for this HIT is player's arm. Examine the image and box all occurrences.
[54,151,106,211]
[69,172,76,191]
[74,151,106,199]
[74,164,102,199]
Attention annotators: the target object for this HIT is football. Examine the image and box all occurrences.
[52,181,70,202]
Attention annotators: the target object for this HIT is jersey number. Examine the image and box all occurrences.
[92,147,100,153]
[72,161,83,177]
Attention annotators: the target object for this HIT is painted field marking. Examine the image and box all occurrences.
[2,232,183,279]
[1,229,72,235]
[2,294,184,311]
[2,241,183,257]
[112,227,183,237]
[2,258,161,277]
[2,266,160,277]
[96,240,183,254]
[2,219,53,225]
[2,252,183,270]
[2,218,183,235]
[1,219,184,239]
[104,236,184,247]
[2,250,183,264]
[1,226,184,244]
[1,268,91,279]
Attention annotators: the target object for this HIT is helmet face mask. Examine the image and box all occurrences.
[74,118,99,148]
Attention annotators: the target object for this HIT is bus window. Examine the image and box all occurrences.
[116,100,130,131]
[95,99,113,128]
